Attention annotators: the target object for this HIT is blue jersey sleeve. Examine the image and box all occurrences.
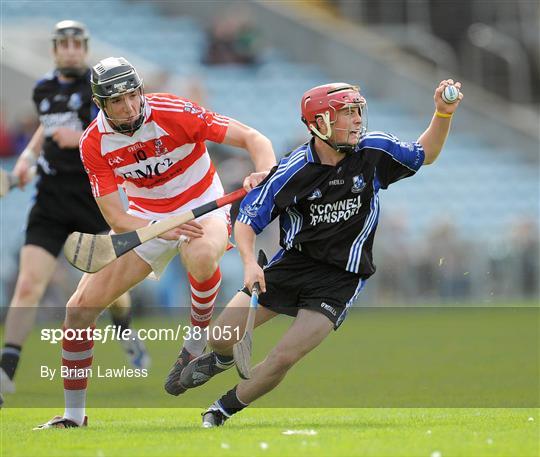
[358,131,425,189]
[237,150,308,234]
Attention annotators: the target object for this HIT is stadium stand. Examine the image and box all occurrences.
[1,0,537,304]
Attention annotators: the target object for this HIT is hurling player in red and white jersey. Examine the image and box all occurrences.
[36,57,276,429]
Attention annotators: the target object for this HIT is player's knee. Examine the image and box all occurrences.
[14,273,46,303]
[187,246,219,280]
[208,329,233,352]
[65,291,99,327]
[111,292,131,310]
[65,302,97,329]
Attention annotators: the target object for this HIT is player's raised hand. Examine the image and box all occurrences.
[52,127,82,149]
[159,220,204,241]
[13,153,34,188]
[243,170,270,192]
[434,79,464,115]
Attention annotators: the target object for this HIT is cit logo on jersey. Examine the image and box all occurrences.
[39,98,51,113]
[351,175,366,193]
[307,188,322,201]
[68,93,82,111]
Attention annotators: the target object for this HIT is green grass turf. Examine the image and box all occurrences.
[4,306,537,408]
[1,304,538,455]
[1,407,539,456]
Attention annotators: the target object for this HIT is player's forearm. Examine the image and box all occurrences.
[96,193,152,234]
[244,131,277,172]
[235,222,258,266]
[65,130,84,148]
[417,114,452,165]
[28,125,45,153]
[20,125,44,162]
[223,119,277,172]
[104,212,150,234]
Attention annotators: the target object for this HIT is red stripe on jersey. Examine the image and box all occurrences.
[128,163,216,213]
[121,143,206,189]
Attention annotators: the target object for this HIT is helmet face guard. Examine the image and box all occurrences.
[91,57,145,134]
[301,83,368,153]
[52,20,89,78]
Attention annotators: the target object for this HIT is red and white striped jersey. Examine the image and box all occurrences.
[79,93,230,217]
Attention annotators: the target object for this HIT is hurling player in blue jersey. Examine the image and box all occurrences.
[178,79,463,427]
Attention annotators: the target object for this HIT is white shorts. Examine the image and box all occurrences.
[132,207,230,280]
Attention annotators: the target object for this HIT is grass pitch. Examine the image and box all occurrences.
[1,305,538,456]
[2,407,538,456]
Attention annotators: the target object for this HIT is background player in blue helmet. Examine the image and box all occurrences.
[175,79,463,427]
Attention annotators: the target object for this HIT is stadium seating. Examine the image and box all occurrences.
[2,1,537,305]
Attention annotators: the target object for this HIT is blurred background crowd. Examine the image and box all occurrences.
[0,0,538,314]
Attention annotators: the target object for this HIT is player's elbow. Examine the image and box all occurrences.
[245,127,271,150]
[101,212,124,234]
[423,150,440,165]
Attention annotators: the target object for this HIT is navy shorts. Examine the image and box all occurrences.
[25,174,109,257]
[242,249,366,329]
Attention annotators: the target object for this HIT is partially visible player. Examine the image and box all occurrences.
[35,56,276,429]
[0,21,149,398]
[175,80,464,427]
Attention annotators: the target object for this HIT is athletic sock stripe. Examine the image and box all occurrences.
[191,290,219,308]
[188,268,222,290]
[191,303,215,315]
[191,308,214,322]
[61,349,94,361]
[62,339,94,352]
[190,281,221,299]
[215,400,231,417]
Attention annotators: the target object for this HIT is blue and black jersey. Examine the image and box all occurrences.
[238,131,425,277]
[33,68,95,177]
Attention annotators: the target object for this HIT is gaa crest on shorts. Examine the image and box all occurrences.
[351,174,366,193]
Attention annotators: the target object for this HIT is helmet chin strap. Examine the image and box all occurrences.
[310,111,357,154]
[103,95,145,134]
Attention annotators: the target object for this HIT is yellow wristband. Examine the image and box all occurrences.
[435,110,453,119]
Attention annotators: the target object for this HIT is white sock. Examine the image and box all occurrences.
[64,389,86,425]
[183,328,208,357]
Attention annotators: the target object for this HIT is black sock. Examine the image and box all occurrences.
[217,385,248,416]
[111,309,132,333]
[0,344,22,380]
[215,352,234,370]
